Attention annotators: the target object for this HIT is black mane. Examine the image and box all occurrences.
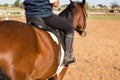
[58,2,75,23]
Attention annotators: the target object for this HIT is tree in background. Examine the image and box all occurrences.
[19,2,24,8]
[111,2,120,9]
[85,3,89,9]
[3,3,9,7]
[13,0,20,7]
[97,4,107,8]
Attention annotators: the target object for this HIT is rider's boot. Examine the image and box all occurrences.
[63,34,75,66]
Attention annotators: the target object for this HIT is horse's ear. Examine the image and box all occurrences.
[70,0,72,3]
[82,0,86,5]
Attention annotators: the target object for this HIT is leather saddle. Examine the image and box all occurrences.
[26,16,66,51]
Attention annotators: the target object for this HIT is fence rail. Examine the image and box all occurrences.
[0,10,25,20]
[0,10,120,20]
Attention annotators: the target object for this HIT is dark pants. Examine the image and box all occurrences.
[42,15,74,36]
[42,14,74,52]
[26,14,75,63]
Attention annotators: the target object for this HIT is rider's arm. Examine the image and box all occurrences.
[49,0,59,7]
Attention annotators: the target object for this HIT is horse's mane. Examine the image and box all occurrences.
[58,2,75,23]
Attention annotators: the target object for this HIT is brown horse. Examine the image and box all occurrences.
[0,0,87,80]
[59,0,87,36]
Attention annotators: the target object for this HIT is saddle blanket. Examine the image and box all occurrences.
[48,32,65,76]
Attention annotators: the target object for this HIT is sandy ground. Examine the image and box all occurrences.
[64,19,120,80]
[2,17,120,80]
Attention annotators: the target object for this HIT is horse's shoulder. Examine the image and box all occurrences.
[33,27,52,40]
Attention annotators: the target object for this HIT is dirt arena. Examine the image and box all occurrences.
[65,19,120,80]
[3,17,120,80]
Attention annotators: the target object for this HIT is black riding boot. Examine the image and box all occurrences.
[63,34,75,66]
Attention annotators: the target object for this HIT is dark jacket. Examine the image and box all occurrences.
[24,0,54,18]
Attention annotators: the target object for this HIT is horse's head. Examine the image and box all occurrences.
[59,0,87,36]
[72,0,87,37]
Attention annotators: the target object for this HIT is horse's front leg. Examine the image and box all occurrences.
[48,66,68,80]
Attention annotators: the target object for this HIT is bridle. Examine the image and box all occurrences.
[81,7,87,37]
[74,3,87,37]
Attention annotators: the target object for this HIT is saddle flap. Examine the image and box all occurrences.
[27,16,66,51]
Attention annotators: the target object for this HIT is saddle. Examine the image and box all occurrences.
[0,66,10,80]
[27,16,66,51]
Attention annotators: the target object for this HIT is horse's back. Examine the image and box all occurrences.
[0,21,38,52]
[0,20,38,79]
[0,20,59,80]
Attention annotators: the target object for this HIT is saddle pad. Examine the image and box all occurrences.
[48,32,65,75]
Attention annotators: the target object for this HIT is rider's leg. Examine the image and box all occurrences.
[42,15,76,65]
[64,32,75,66]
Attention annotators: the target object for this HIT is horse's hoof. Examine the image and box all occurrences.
[79,30,86,37]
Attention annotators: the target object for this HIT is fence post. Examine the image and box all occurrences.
[5,11,9,20]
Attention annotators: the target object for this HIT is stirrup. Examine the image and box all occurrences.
[63,57,76,66]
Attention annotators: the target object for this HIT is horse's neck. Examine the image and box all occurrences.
[58,4,75,23]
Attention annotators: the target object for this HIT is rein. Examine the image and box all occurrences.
[81,7,87,35]
[75,7,86,37]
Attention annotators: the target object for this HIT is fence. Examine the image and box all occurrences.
[0,10,120,20]
[0,10,25,20]
[87,11,120,20]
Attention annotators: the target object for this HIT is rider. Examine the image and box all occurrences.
[23,0,75,66]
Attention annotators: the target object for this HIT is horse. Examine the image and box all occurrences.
[0,0,87,80]
[59,0,87,36]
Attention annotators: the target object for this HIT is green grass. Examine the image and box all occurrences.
[88,14,120,20]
